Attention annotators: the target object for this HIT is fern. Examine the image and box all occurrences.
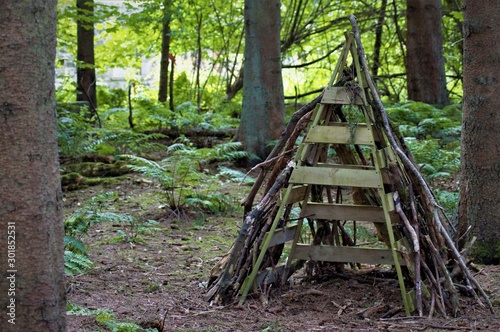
[64,192,140,275]
[218,166,255,185]
[64,250,93,275]
[96,311,157,332]
[122,139,247,218]
[64,235,87,255]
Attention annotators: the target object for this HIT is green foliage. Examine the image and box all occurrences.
[217,166,256,185]
[96,310,154,332]
[434,189,459,214]
[387,101,461,180]
[67,303,158,332]
[64,250,94,275]
[472,240,500,265]
[121,140,248,218]
[57,104,167,157]
[98,86,128,110]
[57,106,97,157]
[405,138,460,179]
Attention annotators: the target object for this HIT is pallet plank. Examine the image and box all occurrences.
[289,166,382,188]
[262,225,298,248]
[321,86,364,105]
[293,244,405,266]
[285,185,308,204]
[304,124,374,145]
[302,202,386,223]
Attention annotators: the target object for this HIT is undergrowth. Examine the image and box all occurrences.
[120,138,249,219]
[64,192,155,275]
[67,302,158,332]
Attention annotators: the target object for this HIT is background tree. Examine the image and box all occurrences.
[237,0,285,162]
[405,0,450,105]
[158,0,173,104]
[0,1,66,330]
[458,0,500,264]
[77,0,98,117]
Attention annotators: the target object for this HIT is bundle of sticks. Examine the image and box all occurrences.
[206,15,493,318]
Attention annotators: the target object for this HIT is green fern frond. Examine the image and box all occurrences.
[168,142,189,152]
[64,250,93,275]
[64,235,87,255]
[121,154,165,170]
[218,166,255,185]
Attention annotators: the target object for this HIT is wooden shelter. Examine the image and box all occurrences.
[206,16,493,317]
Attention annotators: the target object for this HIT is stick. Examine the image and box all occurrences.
[349,14,494,314]
[409,184,423,316]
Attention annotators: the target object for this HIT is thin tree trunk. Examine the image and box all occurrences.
[0,1,66,330]
[169,54,175,112]
[158,0,172,104]
[195,12,203,111]
[77,0,98,118]
[128,83,134,129]
[372,0,388,80]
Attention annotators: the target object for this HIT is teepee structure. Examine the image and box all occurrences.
[206,16,493,318]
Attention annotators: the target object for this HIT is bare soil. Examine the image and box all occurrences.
[65,173,500,332]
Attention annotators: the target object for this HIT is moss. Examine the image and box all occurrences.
[472,239,500,265]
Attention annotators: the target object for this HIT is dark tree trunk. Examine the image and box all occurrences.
[158,0,172,104]
[195,12,203,111]
[237,0,285,162]
[458,0,500,264]
[372,0,388,79]
[77,0,97,117]
[169,55,175,111]
[406,0,450,105]
[0,1,66,330]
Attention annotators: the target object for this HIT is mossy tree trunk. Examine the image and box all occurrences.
[458,0,500,264]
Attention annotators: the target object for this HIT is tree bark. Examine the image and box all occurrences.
[237,0,285,162]
[77,0,98,117]
[406,0,450,105]
[372,0,388,80]
[458,0,500,264]
[158,0,172,104]
[0,1,66,330]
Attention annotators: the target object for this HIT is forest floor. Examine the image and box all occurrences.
[64,165,500,332]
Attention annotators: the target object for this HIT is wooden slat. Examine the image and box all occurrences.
[285,185,308,204]
[302,202,386,223]
[293,244,406,266]
[304,124,374,145]
[289,166,382,188]
[262,225,298,248]
[316,162,375,170]
[321,86,364,105]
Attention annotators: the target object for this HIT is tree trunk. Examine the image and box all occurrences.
[458,0,500,264]
[158,0,172,104]
[372,0,388,80]
[194,11,203,111]
[238,0,285,162]
[406,0,450,105]
[0,1,66,330]
[77,0,98,117]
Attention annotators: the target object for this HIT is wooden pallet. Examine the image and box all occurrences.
[238,33,413,315]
